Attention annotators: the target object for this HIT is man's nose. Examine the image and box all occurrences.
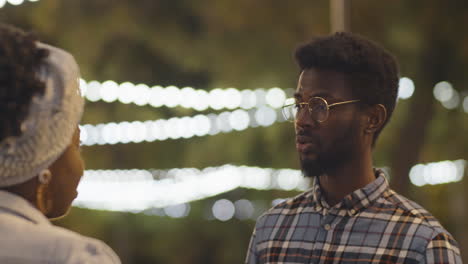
[295,107,315,129]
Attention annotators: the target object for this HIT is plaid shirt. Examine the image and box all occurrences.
[246,170,462,263]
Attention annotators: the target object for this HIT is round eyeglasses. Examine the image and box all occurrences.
[282,97,360,123]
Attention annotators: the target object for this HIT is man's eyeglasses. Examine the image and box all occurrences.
[282,97,360,123]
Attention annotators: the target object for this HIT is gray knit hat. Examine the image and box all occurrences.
[0,42,84,187]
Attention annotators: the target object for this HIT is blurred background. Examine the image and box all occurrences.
[1,0,467,263]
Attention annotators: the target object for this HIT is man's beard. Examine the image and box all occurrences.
[300,118,361,178]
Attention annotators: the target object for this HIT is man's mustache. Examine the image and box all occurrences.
[296,128,321,148]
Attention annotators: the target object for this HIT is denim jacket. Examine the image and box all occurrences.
[0,191,121,264]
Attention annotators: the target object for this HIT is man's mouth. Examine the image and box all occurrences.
[295,135,319,154]
[296,142,316,153]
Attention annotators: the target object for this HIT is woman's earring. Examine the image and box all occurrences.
[36,169,53,215]
[38,169,52,184]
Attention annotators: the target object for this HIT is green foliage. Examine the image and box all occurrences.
[2,0,468,262]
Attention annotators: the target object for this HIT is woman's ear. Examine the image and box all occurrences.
[364,104,387,134]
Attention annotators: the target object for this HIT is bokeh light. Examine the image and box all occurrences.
[74,165,313,212]
[164,203,190,218]
[441,90,460,110]
[255,106,277,127]
[409,160,466,187]
[240,89,257,109]
[229,109,250,131]
[80,106,280,146]
[212,199,235,221]
[433,81,461,109]
[398,77,415,100]
[118,82,135,104]
[134,84,150,106]
[101,80,119,103]
[79,78,431,115]
[266,87,287,108]
[463,96,468,114]
[7,0,24,6]
[234,199,255,220]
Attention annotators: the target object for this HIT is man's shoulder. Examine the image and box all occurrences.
[378,189,451,236]
[255,190,313,227]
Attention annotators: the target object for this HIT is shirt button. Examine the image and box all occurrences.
[350,209,356,215]
[324,224,331,231]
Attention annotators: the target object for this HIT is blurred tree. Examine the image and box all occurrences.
[1,0,467,262]
[348,0,468,196]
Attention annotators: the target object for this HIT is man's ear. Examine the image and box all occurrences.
[364,104,387,134]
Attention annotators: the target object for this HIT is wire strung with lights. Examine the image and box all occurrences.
[73,164,310,212]
[77,77,421,146]
[79,77,416,111]
[80,79,290,111]
[81,77,468,113]
[79,106,283,146]
[116,197,288,222]
[141,198,287,221]
[73,159,466,216]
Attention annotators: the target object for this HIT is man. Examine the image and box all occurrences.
[245,32,462,263]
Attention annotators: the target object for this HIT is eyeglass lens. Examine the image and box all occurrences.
[282,97,329,122]
[309,97,329,122]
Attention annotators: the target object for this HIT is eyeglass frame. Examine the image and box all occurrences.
[282,96,361,123]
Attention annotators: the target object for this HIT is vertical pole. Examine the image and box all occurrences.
[330,0,351,32]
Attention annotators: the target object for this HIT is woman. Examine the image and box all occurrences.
[0,24,120,263]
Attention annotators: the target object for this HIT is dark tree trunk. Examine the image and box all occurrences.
[390,38,452,197]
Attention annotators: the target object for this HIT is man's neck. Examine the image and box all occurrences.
[318,150,375,207]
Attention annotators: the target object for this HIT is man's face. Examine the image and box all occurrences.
[294,68,363,177]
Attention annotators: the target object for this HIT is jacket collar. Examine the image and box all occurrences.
[0,190,50,225]
[311,169,390,216]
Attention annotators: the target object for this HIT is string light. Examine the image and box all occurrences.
[80,79,288,111]
[73,159,465,214]
[409,159,466,187]
[80,77,419,112]
[79,75,445,148]
[141,198,277,221]
[433,81,461,109]
[463,96,468,114]
[233,199,256,220]
[212,199,236,221]
[79,107,284,146]
[398,77,415,100]
[0,0,38,8]
[73,165,310,212]
[81,78,468,114]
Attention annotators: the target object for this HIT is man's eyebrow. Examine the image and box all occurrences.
[293,92,336,100]
[311,92,334,99]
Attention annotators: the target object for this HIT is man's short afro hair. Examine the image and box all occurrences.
[294,32,400,145]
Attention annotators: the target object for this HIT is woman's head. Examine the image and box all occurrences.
[0,24,49,140]
[0,24,85,218]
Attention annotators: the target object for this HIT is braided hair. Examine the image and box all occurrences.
[0,24,49,141]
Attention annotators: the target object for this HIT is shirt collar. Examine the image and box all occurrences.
[0,190,50,225]
[311,169,390,216]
